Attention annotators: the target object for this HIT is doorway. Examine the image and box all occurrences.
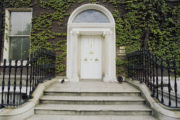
[67,4,116,82]
[80,35,102,79]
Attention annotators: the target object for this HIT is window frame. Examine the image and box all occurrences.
[2,8,32,65]
[73,9,110,23]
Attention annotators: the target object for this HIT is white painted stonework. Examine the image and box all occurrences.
[67,4,116,82]
[80,35,102,79]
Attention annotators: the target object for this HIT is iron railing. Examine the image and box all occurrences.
[127,50,180,108]
[0,48,56,108]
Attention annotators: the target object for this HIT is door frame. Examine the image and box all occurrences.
[67,4,116,82]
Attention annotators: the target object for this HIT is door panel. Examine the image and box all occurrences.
[80,35,102,79]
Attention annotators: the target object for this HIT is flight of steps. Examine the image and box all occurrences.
[27,80,157,120]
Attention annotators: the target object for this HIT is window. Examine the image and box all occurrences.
[73,9,109,23]
[9,12,32,60]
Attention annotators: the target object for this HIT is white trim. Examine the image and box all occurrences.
[2,8,32,61]
[67,4,116,82]
[3,9,10,61]
[69,23,114,28]
[68,4,115,25]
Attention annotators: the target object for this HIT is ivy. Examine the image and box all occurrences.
[1,0,180,75]
[29,0,77,74]
[115,0,180,61]
[113,0,179,75]
[78,0,85,4]
[3,0,32,7]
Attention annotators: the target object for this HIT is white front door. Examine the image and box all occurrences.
[80,35,102,79]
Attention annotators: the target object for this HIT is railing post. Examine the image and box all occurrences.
[146,51,150,88]
[37,49,40,83]
[152,55,155,97]
[149,53,152,91]
[167,60,171,106]
[29,54,33,97]
[19,60,23,104]
[25,58,29,99]
[140,51,143,83]
[42,48,44,81]
[0,59,6,108]
[144,50,148,85]
[7,59,12,105]
[144,50,147,85]
[138,52,140,82]
[39,49,42,82]
[32,54,35,92]
[155,57,159,100]
[160,59,164,104]
[34,52,37,86]
[139,51,142,82]
[174,60,177,107]
[13,60,18,105]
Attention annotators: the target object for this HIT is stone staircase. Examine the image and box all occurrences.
[27,80,157,120]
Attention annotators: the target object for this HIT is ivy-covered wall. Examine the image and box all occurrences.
[0,0,179,75]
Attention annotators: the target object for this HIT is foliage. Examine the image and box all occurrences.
[116,0,180,61]
[112,0,180,75]
[1,0,179,75]
[3,0,32,7]
[31,0,75,75]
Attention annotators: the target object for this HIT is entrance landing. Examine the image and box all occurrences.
[46,80,140,93]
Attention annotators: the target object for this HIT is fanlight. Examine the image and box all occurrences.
[73,9,110,23]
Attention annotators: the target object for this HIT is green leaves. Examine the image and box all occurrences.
[2,0,179,74]
[119,0,179,61]
[28,0,76,74]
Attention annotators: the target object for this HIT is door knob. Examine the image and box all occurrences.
[95,58,99,61]
[84,58,88,61]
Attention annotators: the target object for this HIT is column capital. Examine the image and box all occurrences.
[103,30,112,36]
[70,29,80,35]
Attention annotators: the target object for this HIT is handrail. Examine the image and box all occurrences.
[127,50,180,108]
[0,48,56,108]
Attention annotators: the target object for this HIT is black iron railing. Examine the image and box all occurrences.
[0,48,56,108]
[127,50,180,108]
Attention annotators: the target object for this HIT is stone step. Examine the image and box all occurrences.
[44,91,141,96]
[27,115,157,120]
[44,81,141,96]
[40,95,145,105]
[35,104,152,116]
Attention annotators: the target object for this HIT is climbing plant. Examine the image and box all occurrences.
[0,0,179,75]
[116,0,180,61]
[113,0,180,74]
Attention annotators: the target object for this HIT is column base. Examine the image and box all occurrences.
[68,77,79,82]
[103,75,117,82]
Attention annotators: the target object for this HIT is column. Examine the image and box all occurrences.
[103,30,117,82]
[68,30,79,82]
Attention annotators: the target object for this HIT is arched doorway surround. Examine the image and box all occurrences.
[67,4,116,82]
